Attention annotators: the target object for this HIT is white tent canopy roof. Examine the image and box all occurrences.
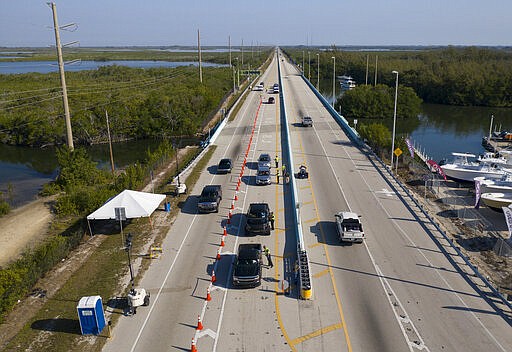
[87,190,166,220]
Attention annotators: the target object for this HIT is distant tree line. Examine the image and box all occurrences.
[337,84,422,119]
[285,46,512,108]
[0,65,233,146]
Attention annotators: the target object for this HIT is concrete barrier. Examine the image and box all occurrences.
[277,53,312,300]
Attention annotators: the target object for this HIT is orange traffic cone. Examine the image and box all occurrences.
[223,227,227,236]
[231,203,234,210]
[211,270,217,283]
[216,248,221,261]
[220,235,225,247]
[191,338,198,352]
[206,287,212,301]
[228,211,232,219]
[235,193,238,201]
[196,314,203,330]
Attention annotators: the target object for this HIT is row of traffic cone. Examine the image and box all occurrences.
[192,100,263,352]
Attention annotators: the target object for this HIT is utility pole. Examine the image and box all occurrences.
[365,54,369,85]
[241,38,244,69]
[308,51,311,81]
[228,35,231,67]
[105,110,115,175]
[197,29,203,83]
[49,2,74,150]
[374,55,378,86]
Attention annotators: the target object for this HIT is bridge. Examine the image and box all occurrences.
[103,49,512,352]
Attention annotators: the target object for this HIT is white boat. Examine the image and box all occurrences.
[474,174,512,193]
[480,192,512,211]
[440,152,507,182]
[477,151,512,169]
[338,75,356,91]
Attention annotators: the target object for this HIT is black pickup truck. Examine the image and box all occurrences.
[232,243,262,287]
[197,185,222,213]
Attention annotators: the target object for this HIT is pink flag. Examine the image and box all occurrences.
[405,138,414,158]
[474,180,481,209]
[502,206,512,240]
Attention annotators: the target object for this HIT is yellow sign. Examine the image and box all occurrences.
[394,148,403,157]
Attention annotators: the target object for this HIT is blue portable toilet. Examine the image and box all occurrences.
[77,296,106,335]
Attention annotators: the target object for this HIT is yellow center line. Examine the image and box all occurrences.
[308,242,322,249]
[303,217,319,224]
[290,323,343,346]
[312,268,330,278]
[272,65,297,352]
[292,97,353,351]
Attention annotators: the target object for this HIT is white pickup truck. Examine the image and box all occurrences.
[335,211,365,243]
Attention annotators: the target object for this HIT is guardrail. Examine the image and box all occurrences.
[297,71,512,310]
[277,53,312,299]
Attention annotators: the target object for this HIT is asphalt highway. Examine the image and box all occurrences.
[103,50,512,352]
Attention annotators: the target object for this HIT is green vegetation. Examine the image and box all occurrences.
[357,122,391,157]
[1,145,217,352]
[0,66,232,146]
[0,47,272,147]
[0,47,271,328]
[283,46,512,108]
[339,84,422,119]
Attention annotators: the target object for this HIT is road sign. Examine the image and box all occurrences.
[394,148,403,157]
[115,207,126,221]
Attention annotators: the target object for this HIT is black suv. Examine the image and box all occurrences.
[198,185,222,213]
[245,203,271,235]
[217,158,232,174]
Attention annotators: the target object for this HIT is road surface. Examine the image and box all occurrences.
[103,50,512,352]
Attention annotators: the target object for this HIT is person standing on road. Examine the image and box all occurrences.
[282,164,286,177]
[275,155,279,169]
[270,212,275,230]
[263,245,273,268]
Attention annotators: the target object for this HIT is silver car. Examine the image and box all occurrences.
[257,153,271,169]
[256,165,271,185]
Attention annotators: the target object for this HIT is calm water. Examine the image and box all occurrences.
[317,80,512,161]
[3,79,512,207]
[0,60,225,75]
[0,139,163,207]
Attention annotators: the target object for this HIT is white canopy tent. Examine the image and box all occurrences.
[87,190,166,235]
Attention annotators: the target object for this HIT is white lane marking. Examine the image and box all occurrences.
[129,69,260,351]
[300,83,507,351]
[296,83,423,351]
[197,328,218,339]
[130,213,199,352]
[375,188,396,197]
[213,76,270,352]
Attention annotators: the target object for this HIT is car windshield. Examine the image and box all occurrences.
[247,218,266,224]
[248,207,268,218]
[219,160,230,167]
[259,155,270,162]
[258,170,270,176]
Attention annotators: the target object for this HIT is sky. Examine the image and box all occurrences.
[1,0,511,47]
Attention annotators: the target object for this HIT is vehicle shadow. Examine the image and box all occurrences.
[177,195,198,214]
[245,161,258,170]
[206,165,217,175]
[221,213,245,236]
[207,254,235,290]
[311,221,347,246]
[241,175,255,186]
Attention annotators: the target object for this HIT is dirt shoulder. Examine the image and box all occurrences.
[0,196,55,267]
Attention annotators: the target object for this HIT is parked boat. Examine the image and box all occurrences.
[477,151,512,169]
[474,173,512,193]
[440,152,507,182]
[338,75,356,91]
[480,192,512,211]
